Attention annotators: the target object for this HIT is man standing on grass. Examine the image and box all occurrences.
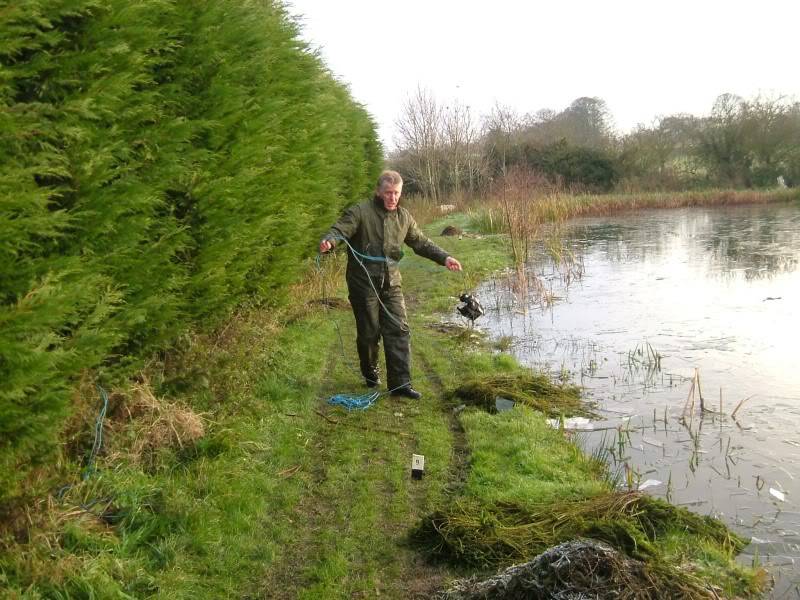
[319,170,462,400]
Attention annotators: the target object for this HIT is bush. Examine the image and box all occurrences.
[524,140,619,192]
[0,0,381,503]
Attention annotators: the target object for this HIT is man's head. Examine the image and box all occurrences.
[376,170,403,211]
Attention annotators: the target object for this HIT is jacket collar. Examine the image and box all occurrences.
[373,195,389,214]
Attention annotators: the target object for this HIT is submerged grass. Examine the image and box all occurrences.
[451,372,591,418]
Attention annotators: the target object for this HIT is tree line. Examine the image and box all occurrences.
[391,89,800,197]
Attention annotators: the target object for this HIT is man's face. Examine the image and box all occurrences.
[378,182,402,211]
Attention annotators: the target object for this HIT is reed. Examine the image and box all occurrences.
[467,187,798,234]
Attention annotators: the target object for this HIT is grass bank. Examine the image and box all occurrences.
[0,213,765,598]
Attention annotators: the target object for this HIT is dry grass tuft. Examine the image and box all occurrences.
[109,378,205,465]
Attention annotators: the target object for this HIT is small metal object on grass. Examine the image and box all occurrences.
[411,454,425,480]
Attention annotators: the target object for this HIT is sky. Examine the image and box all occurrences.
[285,0,800,151]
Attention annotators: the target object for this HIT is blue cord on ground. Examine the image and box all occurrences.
[327,391,380,410]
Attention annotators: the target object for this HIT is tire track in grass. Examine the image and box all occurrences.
[253,333,343,599]
[390,345,472,598]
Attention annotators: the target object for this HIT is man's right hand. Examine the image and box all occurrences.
[319,239,333,253]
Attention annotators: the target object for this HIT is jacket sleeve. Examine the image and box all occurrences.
[322,204,361,248]
[404,214,449,266]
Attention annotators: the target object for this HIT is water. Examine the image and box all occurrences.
[475,203,800,597]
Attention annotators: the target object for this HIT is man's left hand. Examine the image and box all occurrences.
[445,257,462,272]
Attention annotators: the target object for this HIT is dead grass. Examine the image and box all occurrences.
[107,378,205,466]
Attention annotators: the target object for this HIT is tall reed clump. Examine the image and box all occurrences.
[0,0,382,505]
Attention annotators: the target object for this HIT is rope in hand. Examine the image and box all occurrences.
[318,234,409,333]
[316,234,421,410]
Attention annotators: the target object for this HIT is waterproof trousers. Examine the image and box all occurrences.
[348,278,411,391]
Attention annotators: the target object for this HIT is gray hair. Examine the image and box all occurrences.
[377,170,403,189]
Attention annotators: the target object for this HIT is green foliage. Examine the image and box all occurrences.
[523,140,619,192]
[0,0,381,503]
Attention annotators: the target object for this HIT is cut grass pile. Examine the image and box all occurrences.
[451,373,591,418]
[413,405,763,598]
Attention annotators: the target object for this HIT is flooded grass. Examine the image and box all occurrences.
[450,372,592,418]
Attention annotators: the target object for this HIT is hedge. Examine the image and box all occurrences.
[0,0,382,503]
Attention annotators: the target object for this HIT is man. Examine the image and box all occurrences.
[319,170,462,400]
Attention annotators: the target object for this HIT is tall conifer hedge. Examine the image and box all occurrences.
[0,0,382,502]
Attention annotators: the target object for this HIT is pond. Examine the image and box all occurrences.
[474,202,800,597]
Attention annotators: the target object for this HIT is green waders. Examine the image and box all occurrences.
[348,276,410,390]
[324,196,451,391]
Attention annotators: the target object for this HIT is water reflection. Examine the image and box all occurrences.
[566,205,800,280]
[476,203,800,598]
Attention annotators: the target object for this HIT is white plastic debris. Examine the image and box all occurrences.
[769,488,786,502]
[638,479,662,490]
[546,417,593,430]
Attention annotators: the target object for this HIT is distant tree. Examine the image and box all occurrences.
[559,97,615,148]
[442,100,482,195]
[695,94,753,187]
[483,102,522,177]
[618,115,702,190]
[741,97,800,187]
[692,94,800,188]
[394,86,444,200]
[525,140,618,192]
[520,97,615,150]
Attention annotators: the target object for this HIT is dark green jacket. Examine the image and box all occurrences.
[324,197,449,288]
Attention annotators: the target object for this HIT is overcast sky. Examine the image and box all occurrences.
[285,0,800,150]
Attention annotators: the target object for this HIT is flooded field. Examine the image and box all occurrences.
[475,203,800,597]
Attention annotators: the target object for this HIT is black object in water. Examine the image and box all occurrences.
[458,293,485,322]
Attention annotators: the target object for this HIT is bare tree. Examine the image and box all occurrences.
[394,86,443,200]
[483,102,521,177]
[442,100,481,195]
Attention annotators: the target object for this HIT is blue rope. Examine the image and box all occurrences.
[327,391,380,411]
[56,385,110,501]
[82,385,109,479]
[325,233,403,263]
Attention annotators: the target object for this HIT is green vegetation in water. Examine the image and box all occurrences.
[451,373,592,418]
